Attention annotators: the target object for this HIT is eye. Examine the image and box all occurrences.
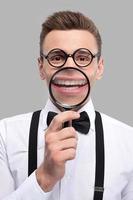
[79,55,89,61]
[75,54,92,62]
[48,55,64,65]
[48,50,66,64]
[50,55,63,61]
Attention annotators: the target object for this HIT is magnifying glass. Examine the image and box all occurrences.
[49,67,90,111]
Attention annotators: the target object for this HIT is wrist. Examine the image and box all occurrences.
[35,164,58,192]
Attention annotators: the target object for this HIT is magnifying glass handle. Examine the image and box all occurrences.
[64,120,72,128]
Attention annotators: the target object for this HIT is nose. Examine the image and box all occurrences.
[64,55,76,68]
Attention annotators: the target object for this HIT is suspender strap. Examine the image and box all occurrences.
[93,111,105,200]
[28,110,41,176]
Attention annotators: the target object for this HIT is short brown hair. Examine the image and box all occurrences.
[40,11,102,57]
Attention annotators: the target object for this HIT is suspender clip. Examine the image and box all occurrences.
[94,186,104,193]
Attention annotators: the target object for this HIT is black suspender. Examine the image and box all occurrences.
[28,110,41,176]
[28,110,105,200]
[94,111,105,200]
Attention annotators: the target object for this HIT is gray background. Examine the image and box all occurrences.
[0,0,132,126]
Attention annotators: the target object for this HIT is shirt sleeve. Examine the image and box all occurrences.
[0,120,52,200]
[122,172,133,200]
[2,172,52,200]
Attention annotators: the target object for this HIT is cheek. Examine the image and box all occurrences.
[44,72,52,84]
[85,68,98,85]
[43,67,57,84]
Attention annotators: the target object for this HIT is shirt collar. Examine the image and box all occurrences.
[40,98,95,132]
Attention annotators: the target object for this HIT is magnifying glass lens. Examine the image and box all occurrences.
[49,67,90,111]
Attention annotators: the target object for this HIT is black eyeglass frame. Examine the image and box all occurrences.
[41,48,100,68]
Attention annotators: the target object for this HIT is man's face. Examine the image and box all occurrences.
[38,30,104,105]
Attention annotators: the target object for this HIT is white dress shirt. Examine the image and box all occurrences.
[0,99,133,200]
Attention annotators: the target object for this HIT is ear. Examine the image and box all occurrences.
[96,57,104,80]
[38,58,46,80]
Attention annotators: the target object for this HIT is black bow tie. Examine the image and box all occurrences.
[47,111,90,134]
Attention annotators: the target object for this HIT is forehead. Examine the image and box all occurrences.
[43,30,98,53]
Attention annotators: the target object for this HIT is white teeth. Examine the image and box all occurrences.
[53,79,86,86]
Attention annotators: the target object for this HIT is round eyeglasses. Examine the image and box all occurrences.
[41,48,100,68]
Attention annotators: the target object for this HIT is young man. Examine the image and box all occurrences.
[0,11,133,200]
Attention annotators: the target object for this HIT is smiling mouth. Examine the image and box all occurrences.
[52,79,87,88]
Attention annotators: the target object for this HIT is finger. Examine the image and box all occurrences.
[45,127,78,145]
[55,148,76,163]
[59,138,77,150]
[48,138,77,152]
[58,127,78,140]
[48,111,80,132]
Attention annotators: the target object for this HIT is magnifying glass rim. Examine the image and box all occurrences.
[49,67,90,110]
